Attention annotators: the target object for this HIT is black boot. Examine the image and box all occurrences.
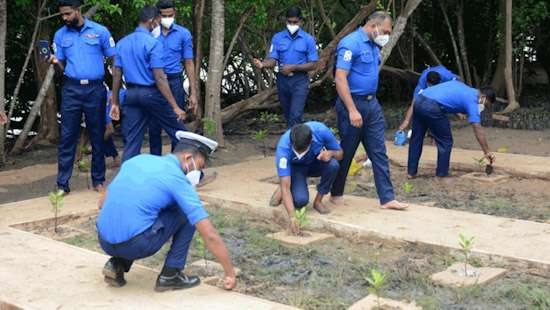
[103,257,127,287]
[155,271,200,292]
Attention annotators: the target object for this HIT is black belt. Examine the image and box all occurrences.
[352,94,375,101]
[166,72,182,80]
[126,83,155,89]
[64,77,103,86]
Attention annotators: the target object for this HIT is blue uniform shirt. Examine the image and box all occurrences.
[269,29,318,66]
[336,28,380,95]
[275,121,341,177]
[158,24,194,74]
[421,80,481,123]
[53,19,115,80]
[413,65,457,99]
[105,89,126,125]
[114,27,164,86]
[97,154,208,244]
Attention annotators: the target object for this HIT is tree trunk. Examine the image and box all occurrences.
[222,6,253,69]
[0,0,6,165]
[502,0,519,112]
[315,0,336,39]
[440,1,465,81]
[456,0,472,85]
[9,4,100,155]
[192,0,205,122]
[204,0,225,145]
[380,0,423,65]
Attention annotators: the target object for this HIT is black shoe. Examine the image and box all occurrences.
[103,258,126,287]
[155,271,200,292]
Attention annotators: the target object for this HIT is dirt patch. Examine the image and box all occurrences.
[348,166,550,223]
[16,206,550,310]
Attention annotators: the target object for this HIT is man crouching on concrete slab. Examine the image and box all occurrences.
[270,122,343,234]
[96,132,237,291]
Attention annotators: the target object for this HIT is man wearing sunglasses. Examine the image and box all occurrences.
[253,6,319,127]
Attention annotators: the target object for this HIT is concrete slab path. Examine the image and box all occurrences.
[0,193,296,310]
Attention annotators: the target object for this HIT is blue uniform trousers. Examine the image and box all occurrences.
[103,136,118,158]
[57,80,106,191]
[291,158,339,208]
[276,72,309,127]
[149,75,186,155]
[99,206,196,270]
[121,84,187,162]
[331,96,395,205]
[408,95,453,177]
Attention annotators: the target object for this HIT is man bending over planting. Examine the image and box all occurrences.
[270,122,343,234]
[96,132,237,292]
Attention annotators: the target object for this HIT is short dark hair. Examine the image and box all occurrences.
[480,86,496,104]
[139,5,159,23]
[173,142,207,159]
[426,71,441,85]
[290,124,312,152]
[157,0,175,10]
[58,0,80,9]
[286,6,302,19]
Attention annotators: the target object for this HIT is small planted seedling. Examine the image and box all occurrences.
[294,208,309,233]
[473,157,487,172]
[48,190,65,234]
[459,233,475,277]
[330,127,339,137]
[403,182,414,194]
[194,234,207,269]
[365,268,387,310]
[252,129,268,157]
[78,159,90,172]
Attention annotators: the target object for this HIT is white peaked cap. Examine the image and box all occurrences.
[175,131,218,155]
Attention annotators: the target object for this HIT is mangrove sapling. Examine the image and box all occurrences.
[252,129,268,157]
[365,268,388,310]
[258,111,280,124]
[194,234,208,270]
[403,182,414,194]
[48,190,65,234]
[294,208,309,236]
[459,233,476,276]
[473,157,487,173]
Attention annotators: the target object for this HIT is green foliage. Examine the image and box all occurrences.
[516,285,550,309]
[365,268,387,309]
[473,157,486,170]
[259,111,280,123]
[294,208,309,230]
[78,159,90,172]
[48,190,65,234]
[403,182,413,194]
[459,233,475,275]
[252,129,267,141]
[203,118,217,136]
[330,127,339,137]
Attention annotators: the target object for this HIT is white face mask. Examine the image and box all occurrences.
[293,145,310,160]
[287,24,300,35]
[185,158,202,187]
[478,104,485,113]
[374,26,390,47]
[151,25,161,38]
[161,17,175,29]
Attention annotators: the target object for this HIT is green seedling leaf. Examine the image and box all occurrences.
[259,111,280,123]
[403,182,414,194]
[365,268,387,308]
[78,160,90,172]
[294,208,309,230]
[252,129,268,141]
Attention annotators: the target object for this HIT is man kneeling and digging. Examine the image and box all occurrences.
[96,132,236,291]
[270,122,343,234]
